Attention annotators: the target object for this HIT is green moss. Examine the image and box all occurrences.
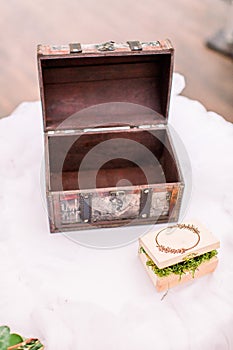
[139,246,218,279]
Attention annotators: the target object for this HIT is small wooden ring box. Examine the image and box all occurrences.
[139,220,220,291]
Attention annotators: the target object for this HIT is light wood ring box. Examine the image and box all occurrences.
[139,220,220,291]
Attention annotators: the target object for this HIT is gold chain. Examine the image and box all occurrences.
[155,224,200,254]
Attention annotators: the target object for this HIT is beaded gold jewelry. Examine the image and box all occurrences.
[155,223,200,254]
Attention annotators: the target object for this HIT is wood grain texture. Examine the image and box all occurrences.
[39,51,172,129]
[0,0,232,121]
[47,128,179,191]
[139,220,220,269]
[139,247,219,292]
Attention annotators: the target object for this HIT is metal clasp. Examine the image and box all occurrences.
[97,41,115,52]
[110,190,125,196]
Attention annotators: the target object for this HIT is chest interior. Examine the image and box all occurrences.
[39,46,180,193]
[40,53,172,131]
[48,128,179,191]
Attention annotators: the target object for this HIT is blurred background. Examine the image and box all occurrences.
[0,0,232,121]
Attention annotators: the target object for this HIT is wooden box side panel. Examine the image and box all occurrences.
[156,257,218,292]
[47,193,56,233]
[47,181,183,232]
[139,249,218,292]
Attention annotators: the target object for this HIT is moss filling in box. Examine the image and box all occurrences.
[140,246,218,279]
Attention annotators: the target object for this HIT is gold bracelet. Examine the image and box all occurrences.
[155,224,200,254]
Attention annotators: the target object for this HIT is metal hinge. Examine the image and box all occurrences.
[46,126,131,135]
[127,41,142,51]
[138,124,165,129]
[46,124,166,135]
[47,129,81,135]
[83,126,131,133]
[69,43,82,53]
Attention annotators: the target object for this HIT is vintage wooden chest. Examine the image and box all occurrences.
[37,40,184,233]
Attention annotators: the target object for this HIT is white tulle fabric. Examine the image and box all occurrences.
[0,73,233,350]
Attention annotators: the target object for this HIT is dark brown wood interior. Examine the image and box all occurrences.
[49,128,180,191]
[41,53,172,130]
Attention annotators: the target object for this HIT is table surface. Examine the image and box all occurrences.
[0,73,233,350]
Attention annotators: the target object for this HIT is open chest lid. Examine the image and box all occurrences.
[37,40,174,132]
[139,220,220,269]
